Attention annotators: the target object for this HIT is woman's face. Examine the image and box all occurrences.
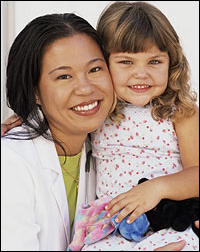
[37,34,113,142]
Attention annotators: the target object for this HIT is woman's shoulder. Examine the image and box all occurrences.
[1,125,55,166]
[2,126,36,167]
[2,125,32,147]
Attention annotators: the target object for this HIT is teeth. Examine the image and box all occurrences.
[132,85,150,89]
[73,101,98,111]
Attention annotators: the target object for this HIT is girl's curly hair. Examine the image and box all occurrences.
[97,1,197,123]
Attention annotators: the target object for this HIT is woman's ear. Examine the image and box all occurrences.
[108,93,117,115]
[35,90,41,106]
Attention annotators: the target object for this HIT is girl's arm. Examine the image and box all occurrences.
[163,104,199,199]
[106,104,199,224]
[1,114,22,137]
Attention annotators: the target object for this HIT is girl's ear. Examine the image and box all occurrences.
[35,90,41,106]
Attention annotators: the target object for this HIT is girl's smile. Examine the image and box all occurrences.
[109,45,170,106]
[129,85,152,93]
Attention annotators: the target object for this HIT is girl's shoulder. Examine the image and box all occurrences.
[123,104,156,122]
[96,104,174,134]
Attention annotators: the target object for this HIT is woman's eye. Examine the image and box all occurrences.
[89,67,101,73]
[149,60,161,65]
[57,74,71,80]
[120,61,132,65]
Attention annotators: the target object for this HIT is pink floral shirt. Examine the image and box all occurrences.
[91,104,183,199]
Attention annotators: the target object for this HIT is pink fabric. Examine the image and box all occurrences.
[68,198,114,251]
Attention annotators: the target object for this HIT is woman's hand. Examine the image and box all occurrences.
[154,221,199,251]
[1,114,22,137]
[194,220,199,229]
[105,178,163,224]
[154,240,186,251]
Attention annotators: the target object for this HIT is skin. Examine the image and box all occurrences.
[35,34,114,156]
[1,114,22,136]
[195,220,199,229]
[154,240,186,251]
[1,41,198,252]
[105,45,199,225]
[109,46,169,106]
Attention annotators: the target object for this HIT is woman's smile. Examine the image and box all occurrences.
[37,34,114,138]
[71,100,101,115]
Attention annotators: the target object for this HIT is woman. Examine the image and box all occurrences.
[1,13,114,251]
[1,12,193,251]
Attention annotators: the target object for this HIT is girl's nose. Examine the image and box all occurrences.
[133,65,149,79]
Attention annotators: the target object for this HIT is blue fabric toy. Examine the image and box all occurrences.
[111,212,150,241]
[68,178,199,251]
[67,197,150,251]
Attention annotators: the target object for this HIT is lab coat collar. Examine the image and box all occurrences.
[32,134,71,245]
[32,132,93,245]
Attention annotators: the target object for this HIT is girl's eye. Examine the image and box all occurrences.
[120,60,132,65]
[149,60,161,65]
[57,74,71,80]
[89,67,101,73]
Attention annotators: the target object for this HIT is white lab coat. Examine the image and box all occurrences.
[1,126,96,251]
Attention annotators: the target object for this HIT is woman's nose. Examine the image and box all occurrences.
[74,76,95,95]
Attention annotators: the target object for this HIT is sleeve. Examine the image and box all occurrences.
[1,145,41,251]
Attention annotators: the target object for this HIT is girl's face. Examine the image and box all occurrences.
[36,34,113,142]
[109,45,169,106]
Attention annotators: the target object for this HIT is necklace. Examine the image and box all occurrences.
[61,165,80,191]
[59,153,81,192]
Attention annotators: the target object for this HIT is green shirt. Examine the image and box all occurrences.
[58,152,81,233]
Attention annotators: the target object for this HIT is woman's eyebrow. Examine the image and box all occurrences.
[48,58,105,75]
[87,58,105,66]
[48,66,71,75]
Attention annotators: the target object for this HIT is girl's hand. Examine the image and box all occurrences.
[1,114,22,137]
[105,178,163,224]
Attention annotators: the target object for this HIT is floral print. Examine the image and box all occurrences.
[85,105,199,251]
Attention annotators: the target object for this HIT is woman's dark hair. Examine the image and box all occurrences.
[5,13,107,141]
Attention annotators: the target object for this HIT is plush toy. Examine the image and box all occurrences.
[138,178,199,236]
[67,178,199,251]
[111,211,149,241]
[67,197,150,251]
[67,198,113,251]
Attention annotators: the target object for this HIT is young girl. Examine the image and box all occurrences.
[83,1,199,251]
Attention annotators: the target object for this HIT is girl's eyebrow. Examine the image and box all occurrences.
[48,58,105,75]
[112,55,133,60]
[150,54,168,59]
[112,53,168,60]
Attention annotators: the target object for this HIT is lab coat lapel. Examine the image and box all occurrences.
[75,138,96,221]
[76,143,87,210]
[51,172,70,244]
[33,135,70,244]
